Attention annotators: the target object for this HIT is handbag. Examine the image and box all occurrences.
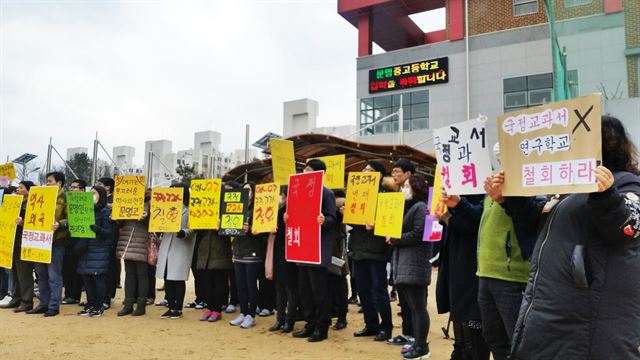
[147,232,160,266]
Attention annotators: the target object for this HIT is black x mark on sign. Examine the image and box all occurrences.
[572,105,594,134]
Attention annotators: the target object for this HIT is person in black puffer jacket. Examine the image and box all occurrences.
[388,174,433,360]
[488,116,640,360]
[77,186,113,317]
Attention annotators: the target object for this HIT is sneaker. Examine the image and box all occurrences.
[224,304,236,314]
[0,295,12,306]
[208,311,222,322]
[61,297,79,305]
[229,313,246,326]
[90,307,104,317]
[401,338,416,354]
[387,334,409,346]
[258,309,272,317]
[160,309,173,319]
[200,310,213,321]
[240,315,256,329]
[78,306,92,316]
[102,302,111,310]
[194,301,205,309]
[348,296,359,305]
[403,344,430,359]
[185,301,198,309]
[156,299,169,307]
[169,310,183,319]
[146,298,155,306]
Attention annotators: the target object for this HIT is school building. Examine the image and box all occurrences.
[338,0,640,153]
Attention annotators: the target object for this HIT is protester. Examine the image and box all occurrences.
[441,144,538,360]
[387,174,432,359]
[349,161,393,342]
[229,181,266,329]
[97,177,119,309]
[115,192,151,316]
[0,182,35,312]
[76,186,112,317]
[387,159,415,346]
[195,217,233,322]
[329,190,349,331]
[0,186,17,305]
[155,183,195,319]
[28,172,68,317]
[490,116,640,359]
[289,159,337,343]
[61,179,87,306]
[269,185,301,333]
[435,195,490,360]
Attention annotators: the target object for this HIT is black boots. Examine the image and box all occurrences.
[307,328,328,342]
[117,298,135,316]
[282,322,294,333]
[132,298,146,316]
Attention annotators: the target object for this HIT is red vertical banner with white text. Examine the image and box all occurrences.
[285,171,323,264]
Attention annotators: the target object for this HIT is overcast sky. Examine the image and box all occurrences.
[1,0,443,168]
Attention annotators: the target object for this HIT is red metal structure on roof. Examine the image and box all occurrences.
[338,0,464,56]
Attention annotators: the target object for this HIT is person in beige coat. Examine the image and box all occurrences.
[155,183,195,319]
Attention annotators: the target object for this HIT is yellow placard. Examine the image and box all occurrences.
[21,186,58,264]
[189,179,222,230]
[431,164,447,215]
[149,188,184,233]
[307,154,345,189]
[343,172,380,225]
[112,176,146,220]
[221,214,244,229]
[0,195,23,269]
[497,94,602,196]
[0,163,16,180]
[271,138,296,186]
[252,182,280,234]
[374,192,405,239]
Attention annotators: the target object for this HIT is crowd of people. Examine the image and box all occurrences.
[1,115,640,360]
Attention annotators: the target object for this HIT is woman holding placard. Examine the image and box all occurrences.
[76,186,113,318]
[155,183,195,319]
[386,174,432,360]
[488,116,640,359]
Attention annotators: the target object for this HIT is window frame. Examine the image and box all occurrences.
[513,0,539,17]
[359,89,430,136]
[564,0,592,8]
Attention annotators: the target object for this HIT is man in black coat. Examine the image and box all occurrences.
[290,159,337,343]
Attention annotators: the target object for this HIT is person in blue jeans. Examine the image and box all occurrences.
[27,172,69,317]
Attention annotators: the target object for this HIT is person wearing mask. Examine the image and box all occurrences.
[97,176,119,309]
[488,116,640,359]
[61,179,87,306]
[387,159,416,347]
[441,144,538,360]
[289,159,337,343]
[195,215,233,322]
[435,195,490,360]
[229,182,267,329]
[1,181,35,312]
[155,183,195,319]
[269,186,301,333]
[27,172,68,317]
[349,161,393,342]
[76,186,113,317]
[387,174,432,359]
[115,192,151,316]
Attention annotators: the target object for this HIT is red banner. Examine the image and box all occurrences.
[285,171,324,264]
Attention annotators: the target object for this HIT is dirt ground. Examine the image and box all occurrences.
[0,273,454,360]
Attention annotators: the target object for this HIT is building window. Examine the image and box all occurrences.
[564,0,592,7]
[503,70,579,112]
[514,0,538,16]
[359,90,429,136]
